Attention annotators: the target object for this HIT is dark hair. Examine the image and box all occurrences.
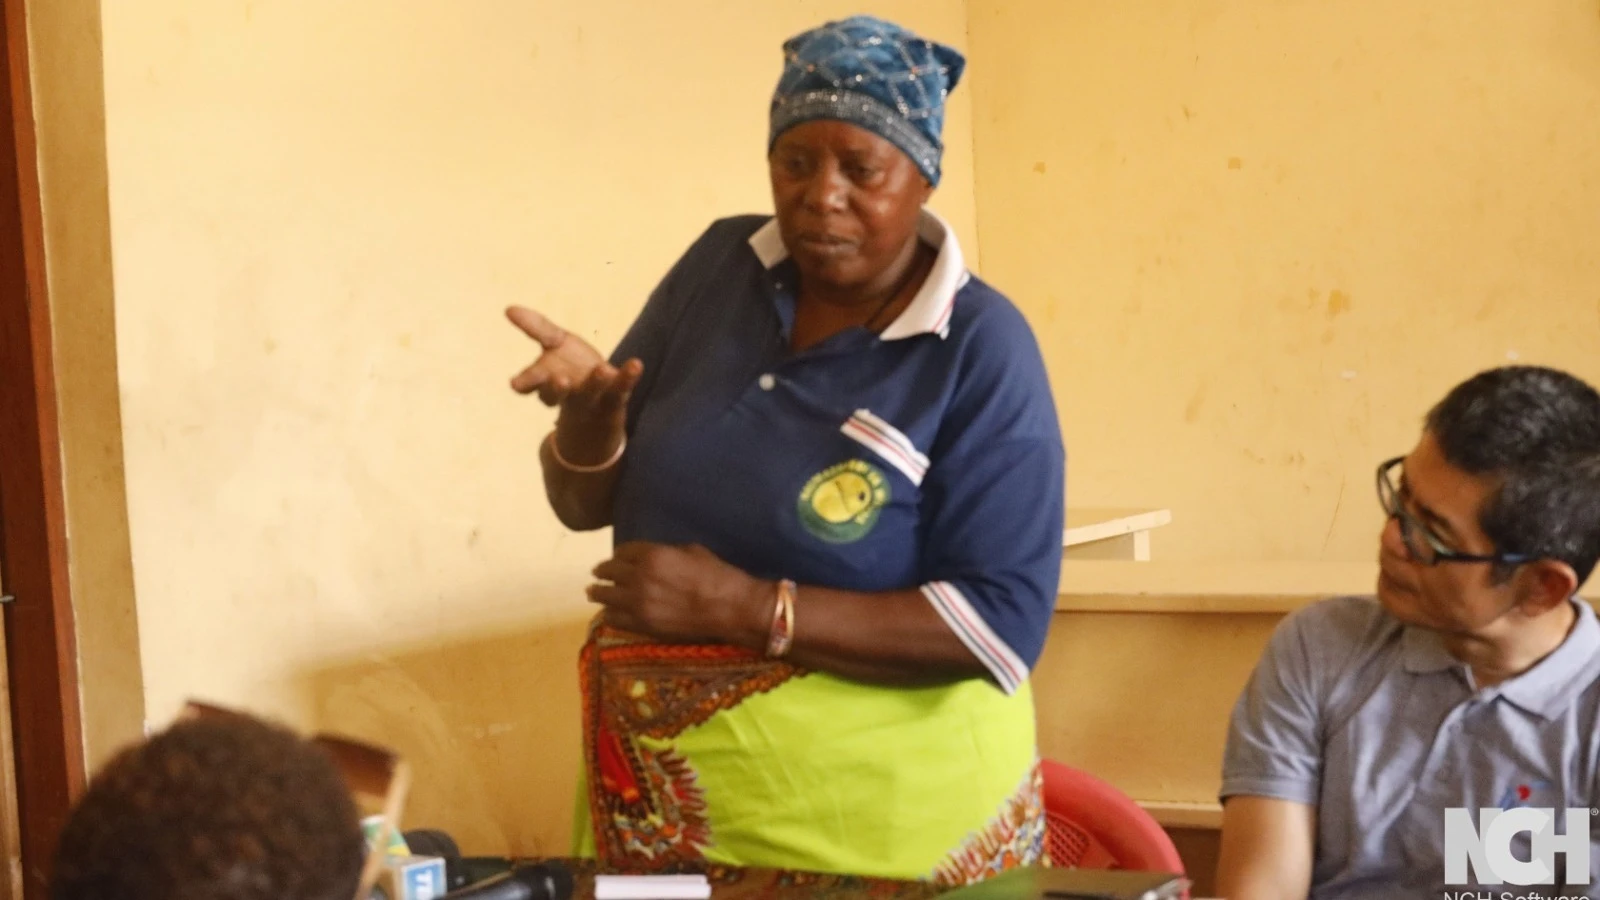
[51,714,365,900]
[1426,365,1600,585]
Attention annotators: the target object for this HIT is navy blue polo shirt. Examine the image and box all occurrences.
[607,211,1065,693]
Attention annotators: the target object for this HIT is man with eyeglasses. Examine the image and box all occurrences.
[1214,365,1600,900]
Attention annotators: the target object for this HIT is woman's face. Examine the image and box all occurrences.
[768,120,933,294]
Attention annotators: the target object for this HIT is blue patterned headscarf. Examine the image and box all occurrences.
[769,16,966,186]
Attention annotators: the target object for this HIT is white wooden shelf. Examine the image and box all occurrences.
[1064,508,1172,561]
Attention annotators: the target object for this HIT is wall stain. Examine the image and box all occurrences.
[1227,157,1243,170]
[1320,476,1347,556]
[1327,290,1351,317]
[1184,382,1208,423]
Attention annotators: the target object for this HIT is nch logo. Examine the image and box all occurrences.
[1444,807,1595,887]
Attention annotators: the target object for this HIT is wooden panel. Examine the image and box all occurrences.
[0,0,87,896]
[1166,826,1220,898]
[0,620,19,900]
[1060,560,1378,600]
[1138,800,1222,830]
[22,0,143,774]
[1033,611,1281,803]
[1057,560,1379,612]
[1059,592,1317,615]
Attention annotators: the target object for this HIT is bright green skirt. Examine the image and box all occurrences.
[574,622,1045,883]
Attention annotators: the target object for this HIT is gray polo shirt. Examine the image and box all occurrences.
[1222,595,1600,899]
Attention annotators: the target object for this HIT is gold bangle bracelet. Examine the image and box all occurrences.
[545,431,625,473]
[766,579,797,659]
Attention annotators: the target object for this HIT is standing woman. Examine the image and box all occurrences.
[508,16,1065,883]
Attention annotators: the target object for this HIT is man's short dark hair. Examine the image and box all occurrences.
[1426,365,1600,585]
[51,714,365,900]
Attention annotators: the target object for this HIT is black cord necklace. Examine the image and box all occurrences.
[861,244,933,333]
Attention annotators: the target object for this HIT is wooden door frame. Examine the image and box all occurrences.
[0,0,88,896]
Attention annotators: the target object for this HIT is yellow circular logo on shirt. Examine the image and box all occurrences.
[797,460,890,543]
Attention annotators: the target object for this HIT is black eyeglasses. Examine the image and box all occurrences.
[1375,456,1535,567]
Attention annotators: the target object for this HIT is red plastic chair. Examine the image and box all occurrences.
[1040,759,1187,880]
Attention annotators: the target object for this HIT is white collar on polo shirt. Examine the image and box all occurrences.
[746,208,970,341]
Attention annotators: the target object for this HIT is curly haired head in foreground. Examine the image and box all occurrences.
[51,713,365,900]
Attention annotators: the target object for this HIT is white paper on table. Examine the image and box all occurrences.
[593,874,713,900]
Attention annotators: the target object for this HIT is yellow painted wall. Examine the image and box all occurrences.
[90,0,1600,864]
[967,0,1600,562]
[24,0,145,771]
[99,1,977,856]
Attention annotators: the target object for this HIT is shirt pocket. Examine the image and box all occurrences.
[837,408,930,488]
[778,409,926,586]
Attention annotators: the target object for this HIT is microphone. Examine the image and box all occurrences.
[399,828,515,892]
[440,863,574,900]
[402,828,460,861]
